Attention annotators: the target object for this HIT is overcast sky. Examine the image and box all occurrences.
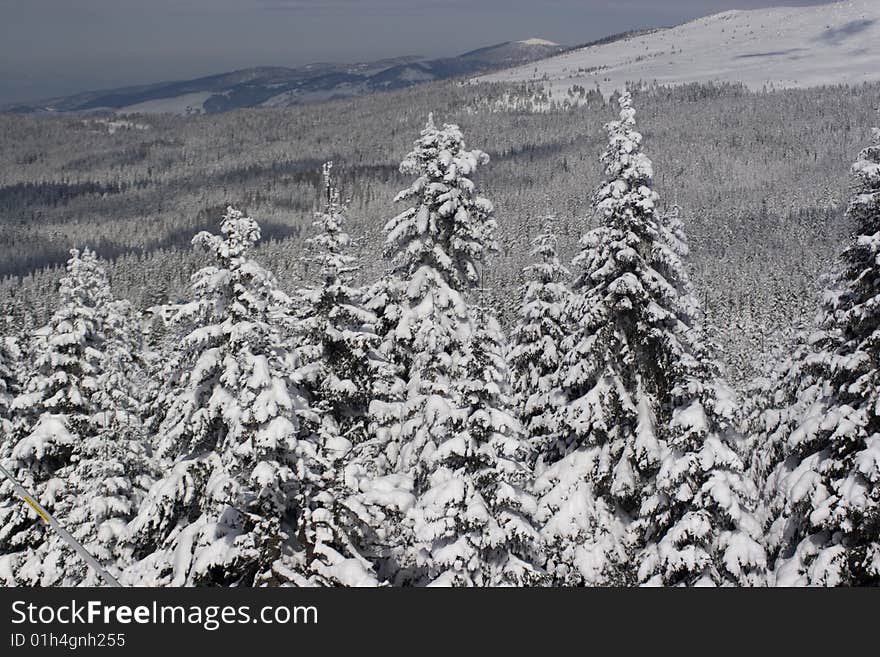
[0,0,837,104]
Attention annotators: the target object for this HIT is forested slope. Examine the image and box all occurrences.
[0,80,874,382]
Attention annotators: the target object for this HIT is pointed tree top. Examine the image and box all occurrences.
[321,161,341,208]
[540,214,558,236]
[75,248,101,268]
[616,91,636,127]
[193,206,261,261]
[220,206,260,250]
[529,216,561,262]
[425,112,436,131]
[61,247,108,296]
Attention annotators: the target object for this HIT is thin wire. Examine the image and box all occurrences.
[0,462,121,587]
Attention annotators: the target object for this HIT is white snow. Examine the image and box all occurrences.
[117,91,215,115]
[11,414,73,463]
[517,38,559,47]
[81,118,149,134]
[476,0,880,98]
[395,67,435,83]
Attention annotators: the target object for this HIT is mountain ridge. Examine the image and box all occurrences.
[4,39,567,116]
[475,0,880,98]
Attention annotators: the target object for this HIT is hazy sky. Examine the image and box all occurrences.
[0,0,837,104]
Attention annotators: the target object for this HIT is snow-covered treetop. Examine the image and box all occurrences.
[11,248,110,422]
[186,206,286,332]
[154,205,300,460]
[189,206,289,331]
[595,91,657,225]
[61,248,112,312]
[194,206,260,266]
[524,218,570,286]
[849,125,880,216]
[826,125,880,340]
[296,162,384,448]
[385,114,497,291]
[306,162,357,287]
[573,92,700,333]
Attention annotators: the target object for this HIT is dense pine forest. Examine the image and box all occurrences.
[2,80,876,383]
[0,81,879,586]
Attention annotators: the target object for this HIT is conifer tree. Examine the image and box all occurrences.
[381,115,495,476]
[378,116,542,585]
[380,116,490,583]
[293,166,401,579]
[769,127,880,586]
[546,92,765,586]
[508,221,572,466]
[127,207,376,587]
[361,273,408,478]
[741,326,823,559]
[93,298,148,431]
[0,333,20,430]
[412,305,544,585]
[0,249,146,585]
[0,250,108,551]
[296,163,386,459]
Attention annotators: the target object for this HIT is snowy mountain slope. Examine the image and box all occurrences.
[475,0,880,97]
[457,38,565,65]
[4,39,567,115]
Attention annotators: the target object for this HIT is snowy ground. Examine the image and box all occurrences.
[118,91,215,115]
[474,0,880,98]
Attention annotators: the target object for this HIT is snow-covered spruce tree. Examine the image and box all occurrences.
[382,115,494,475]
[378,116,542,585]
[127,207,376,587]
[93,298,148,431]
[296,163,386,461]
[0,249,146,585]
[412,305,544,586]
[61,294,157,586]
[740,324,826,551]
[0,332,20,430]
[360,273,408,478]
[543,92,765,586]
[293,165,400,578]
[770,127,880,586]
[508,220,572,467]
[0,249,108,571]
[335,271,415,584]
[33,403,153,586]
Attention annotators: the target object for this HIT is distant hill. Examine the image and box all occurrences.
[4,39,567,115]
[476,0,880,97]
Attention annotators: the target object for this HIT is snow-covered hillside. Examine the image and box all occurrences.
[475,0,880,97]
